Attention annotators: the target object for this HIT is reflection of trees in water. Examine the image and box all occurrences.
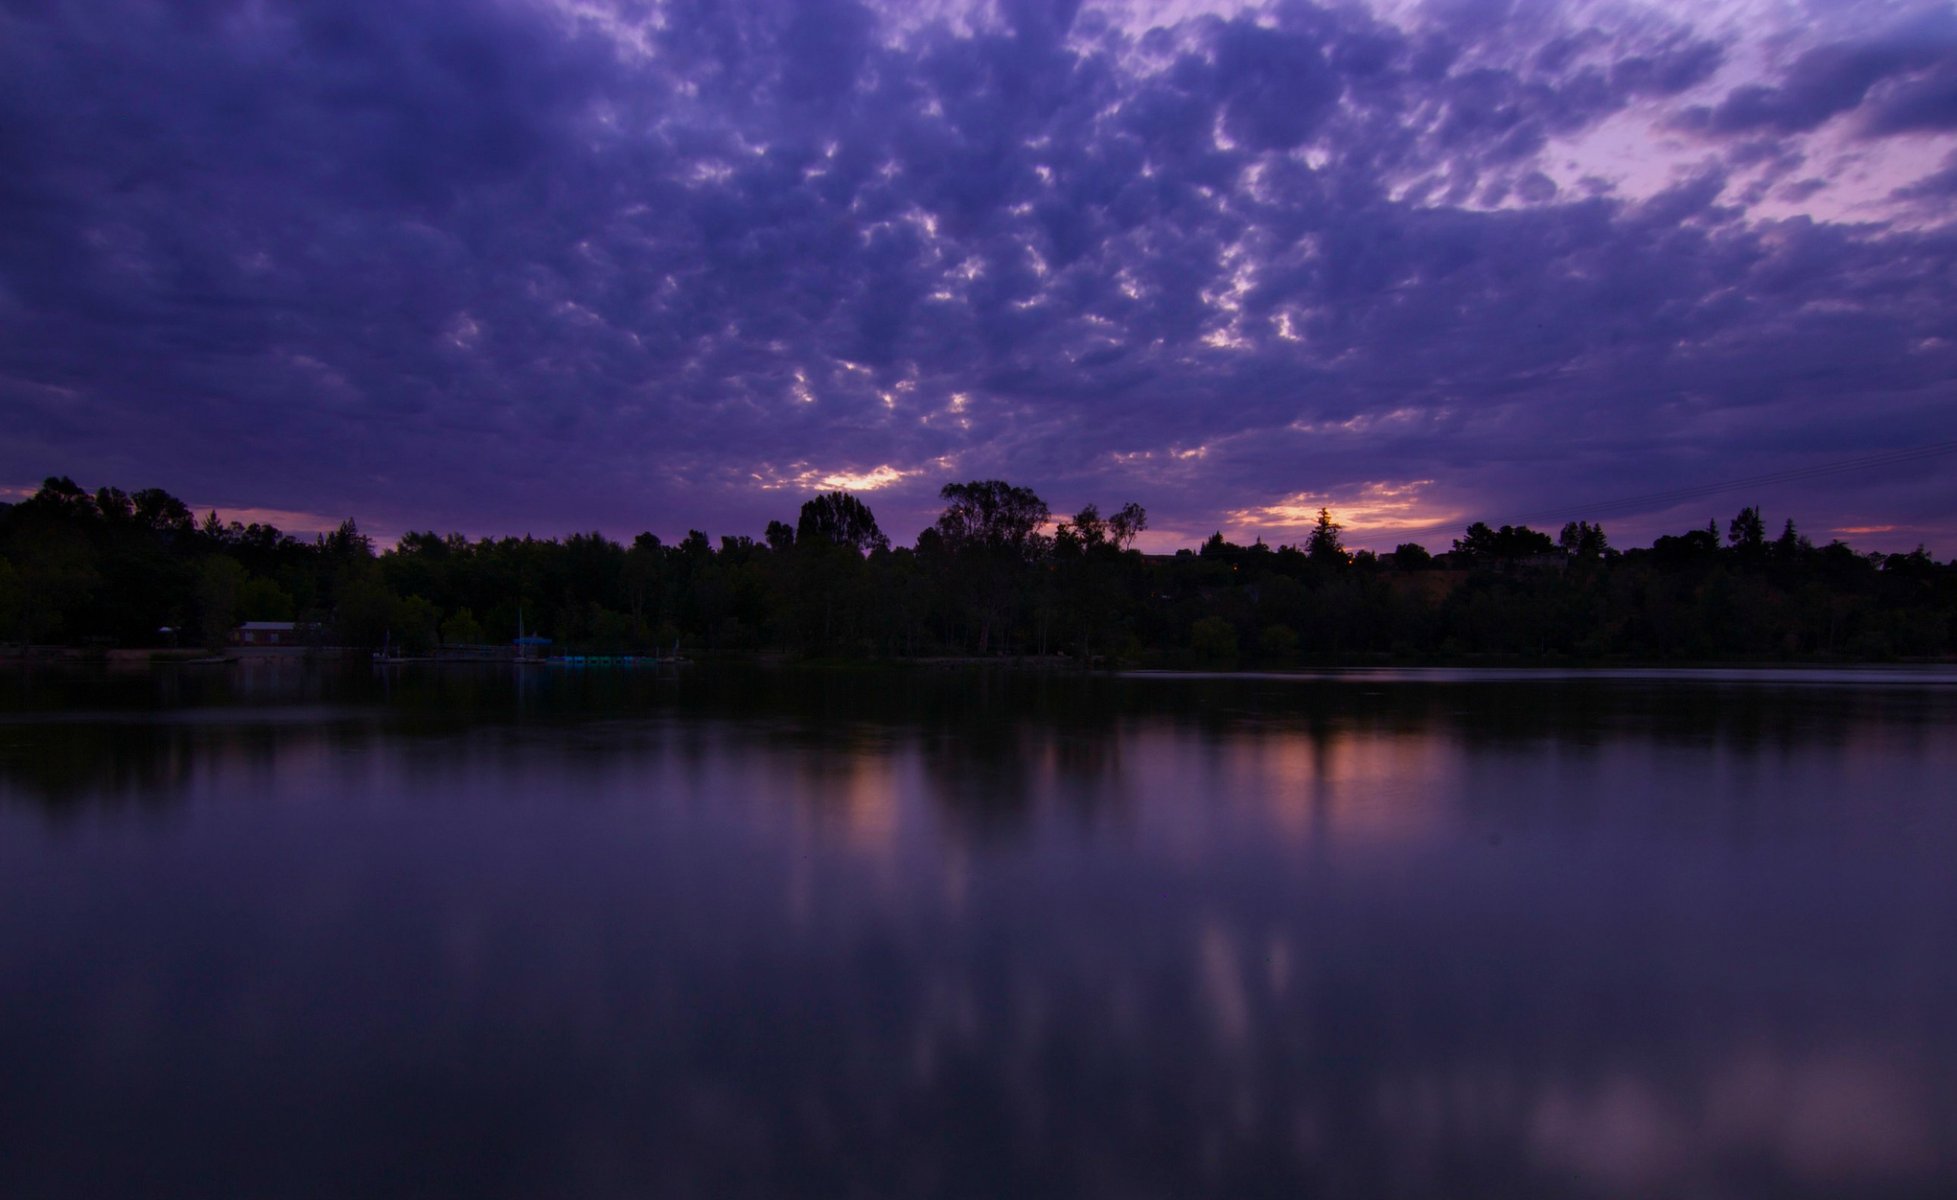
[7,665,1954,832]
[1,723,215,815]
[242,850,1940,1197]
[3,666,1955,1195]
[918,724,1040,840]
[669,668,1140,842]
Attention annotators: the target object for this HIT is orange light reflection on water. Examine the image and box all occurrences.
[1225,725,1460,849]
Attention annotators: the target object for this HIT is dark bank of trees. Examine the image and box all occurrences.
[2,477,1953,663]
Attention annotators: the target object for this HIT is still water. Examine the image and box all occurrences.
[2,664,1954,1198]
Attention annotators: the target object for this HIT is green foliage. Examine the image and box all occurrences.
[1259,624,1300,661]
[0,557,21,643]
[441,607,485,646]
[236,575,294,622]
[196,556,247,650]
[1190,616,1239,664]
[7,505,100,643]
[391,595,441,655]
[333,573,396,648]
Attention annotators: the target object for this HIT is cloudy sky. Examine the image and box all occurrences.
[2,0,1954,551]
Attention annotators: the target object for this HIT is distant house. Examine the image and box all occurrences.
[233,621,298,646]
[513,634,552,661]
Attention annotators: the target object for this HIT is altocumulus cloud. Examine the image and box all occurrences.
[0,0,1953,549]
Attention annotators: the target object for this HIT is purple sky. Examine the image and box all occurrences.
[2,0,1954,552]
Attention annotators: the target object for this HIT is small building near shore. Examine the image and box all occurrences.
[513,634,552,661]
[233,621,299,646]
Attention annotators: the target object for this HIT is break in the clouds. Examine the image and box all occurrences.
[1,0,1953,550]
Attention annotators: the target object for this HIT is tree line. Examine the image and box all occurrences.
[2,476,1952,663]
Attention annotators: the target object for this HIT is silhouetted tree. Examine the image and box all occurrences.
[933,480,1050,653]
[1058,501,1146,550]
[1773,518,1811,562]
[1305,507,1347,565]
[1456,522,1556,562]
[1728,506,1766,555]
[1392,542,1434,569]
[934,481,1049,555]
[6,471,1951,665]
[1053,501,1149,661]
[1559,520,1610,560]
[132,488,195,537]
[796,491,888,554]
[1650,525,1721,566]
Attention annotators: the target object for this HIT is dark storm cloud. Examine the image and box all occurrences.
[0,0,1952,548]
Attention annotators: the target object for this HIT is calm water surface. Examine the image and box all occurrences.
[2,664,1955,1198]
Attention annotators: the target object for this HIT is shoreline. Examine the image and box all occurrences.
[6,646,1955,675]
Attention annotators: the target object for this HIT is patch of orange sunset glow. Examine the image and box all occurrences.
[754,462,930,492]
[4,485,356,537]
[1226,480,1465,546]
[204,505,356,534]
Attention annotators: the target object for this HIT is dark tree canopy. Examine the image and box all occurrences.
[1455,521,1557,561]
[3,474,1952,664]
[933,481,1050,558]
[1559,521,1610,559]
[1729,506,1767,553]
[1057,502,1148,553]
[796,492,887,555]
[1305,507,1347,564]
[1392,542,1434,569]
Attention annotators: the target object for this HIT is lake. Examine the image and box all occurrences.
[3,664,1954,1198]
